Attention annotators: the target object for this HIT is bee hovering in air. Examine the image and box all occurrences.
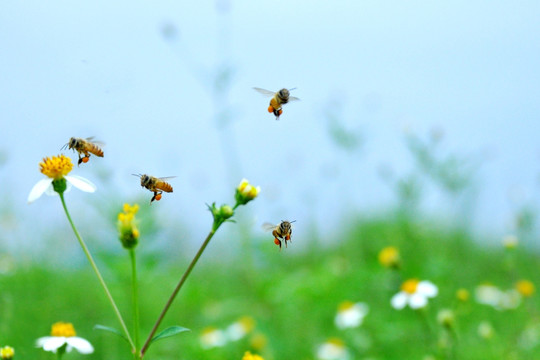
[133,174,174,203]
[253,87,300,120]
[262,220,296,250]
[62,137,104,165]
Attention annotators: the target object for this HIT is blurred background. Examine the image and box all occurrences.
[1,1,540,359]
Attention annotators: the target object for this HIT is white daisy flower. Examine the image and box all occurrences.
[316,338,350,360]
[475,284,521,310]
[200,327,227,349]
[27,155,96,203]
[36,322,94,354]
[391,279,438,310]
[226,316,255,341]
[334,301,369,329]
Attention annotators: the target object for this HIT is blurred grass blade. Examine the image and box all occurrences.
[151,326,190,344]
[94,324,129,344]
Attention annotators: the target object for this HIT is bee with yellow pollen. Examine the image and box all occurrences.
[27,155,96,203]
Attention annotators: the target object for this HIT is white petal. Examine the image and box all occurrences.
[67,337,94,354]
[391,292,408,310]
[65,175,96,193]
[409,294,428,309]
[418,281,438,298]
[38,337,67,352]
[27,179,53,203]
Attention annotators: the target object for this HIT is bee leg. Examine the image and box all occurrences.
[274,238,282,250]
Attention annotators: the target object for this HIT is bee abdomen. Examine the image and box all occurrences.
[89,145,104,157]
[158,182,174,193]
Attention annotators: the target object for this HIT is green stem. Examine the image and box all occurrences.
[59,193,135,351]
[140,227,218,357]
[130,249,141,359]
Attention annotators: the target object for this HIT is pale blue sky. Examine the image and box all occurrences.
[1,1,540,255]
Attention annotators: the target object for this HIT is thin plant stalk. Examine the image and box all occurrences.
[59,193,135,351]
[140,228,218,357]
[130,249,141,359]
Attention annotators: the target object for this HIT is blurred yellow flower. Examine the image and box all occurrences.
[515,280,535,297]
[250,333,268,351]
[456,288,470,302]
[0,346,14,360]
[502,235,518,249]
[242,351,264,360]
[118,203,140,249]
[235,178,260,205]
[378,246,400,269]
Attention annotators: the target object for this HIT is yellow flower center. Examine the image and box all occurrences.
[118,203,140,249]
[39,155,73,180]
[239,316,255,332]
[338,300,355,312]
[242,351,264,360]
[401,279,420,294]
[327,337,345,347]
[456,288,470,302]
[516,280,535,297]
[0,346,15,359]
[51,322,76,337]
[378,246,400,268]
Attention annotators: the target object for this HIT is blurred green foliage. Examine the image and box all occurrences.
[1,214,539,359]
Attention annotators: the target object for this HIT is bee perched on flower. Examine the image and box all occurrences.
[36,322,94,355]
[27,155,96,203]
[391,279,438,310]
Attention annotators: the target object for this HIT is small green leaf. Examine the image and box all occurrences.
[151,326,190,344]
[94,324,129,344]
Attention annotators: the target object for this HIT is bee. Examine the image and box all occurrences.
[62,137,104,165]
[253,87,300,120]
[133,174,174,203]
[262,220,296,250]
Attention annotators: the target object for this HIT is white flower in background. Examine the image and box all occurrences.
[334,301,369,329]
[475,284,521,310]
[200,327,227,349]
[478,321,495,340]
[36,322,93,354]
[391,279,438,310]
[316,338,350,360]
[226,316,255,341]
[27,155,96,203]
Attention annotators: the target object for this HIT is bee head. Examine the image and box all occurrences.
[278,89,290,98]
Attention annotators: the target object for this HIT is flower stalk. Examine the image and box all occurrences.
[59,193,135,351]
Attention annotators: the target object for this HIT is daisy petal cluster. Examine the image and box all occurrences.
[235,178,260,206]
[0,346,14,360]
[36,322,94,354]
[316,338,350,360]
[117,203,140,249]
[391,279,438,310]
[334,301,369,329]
[28,155,96,203]
[475,284,521,310]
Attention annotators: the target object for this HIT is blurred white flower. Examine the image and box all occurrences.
[200,327,227,349]
[391,279,438,310]
[475,284,521,310]
[226,316,255,341]
[36,322,93,354]
[334,301,369,329]
[316,338,350,360]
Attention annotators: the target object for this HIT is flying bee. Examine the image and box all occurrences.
[62,137,104,165]
[133,174,174,203]
[262,220,296,250]
[253,87,300,120]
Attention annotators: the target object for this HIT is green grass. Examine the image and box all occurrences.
[1,214,539,359]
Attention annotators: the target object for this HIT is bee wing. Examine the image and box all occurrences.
[262,222,277,232]
[157,176,176,180]
[85,137,106,147]
[253,87,276,97]
[288,96,300,102]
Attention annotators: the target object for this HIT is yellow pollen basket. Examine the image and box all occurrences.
[51,322,76,337]
[39,155,73,180]
[401,279,420,294]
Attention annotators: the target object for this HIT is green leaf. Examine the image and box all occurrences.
[94,324,129,344]
[151,326,190,344]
